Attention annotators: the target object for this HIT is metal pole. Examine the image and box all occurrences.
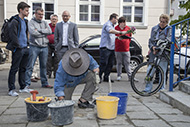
[169,26,175,91]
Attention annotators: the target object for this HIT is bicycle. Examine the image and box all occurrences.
[130,39,190,96]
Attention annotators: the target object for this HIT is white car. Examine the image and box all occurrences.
[174,40,190,71]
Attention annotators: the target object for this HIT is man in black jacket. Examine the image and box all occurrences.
[6,2,33,96]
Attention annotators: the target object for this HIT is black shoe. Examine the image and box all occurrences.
[103,79,114,83]
[78,99,95,108]
[153,80,159,84]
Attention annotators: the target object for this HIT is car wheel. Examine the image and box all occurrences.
[130,59,139,72]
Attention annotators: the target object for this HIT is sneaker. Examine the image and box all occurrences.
[117,76,122,81]
[42,85,53,88]
[129,77,139,82]
[134,78,139,82]
[19,86,34,93]
[8,90,19,96]
[78,99,94,108]
[103,79,114,83]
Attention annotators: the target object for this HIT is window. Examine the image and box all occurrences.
[179,1,185,9]
[28,0,56,21]
[121,0,147,26]
[77,0,103,24]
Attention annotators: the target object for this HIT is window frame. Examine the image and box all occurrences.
[28,0,58,22]
[120,0,148,27]
[76,0,104,25]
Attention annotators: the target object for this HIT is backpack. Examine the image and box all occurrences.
[1,19,11,43]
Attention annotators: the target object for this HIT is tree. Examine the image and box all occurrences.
[170,0,190,35]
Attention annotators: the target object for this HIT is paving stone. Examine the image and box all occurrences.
[98,115,130,126]
[0,96,16,106]
[0,124,26,127]
[3,107,26,115]
[0,114,28,124]
[27,120,56,127]
[159,114,190,122]
[0,106,7,115]
[127,112,159,120]
[143,102,172,108]
[100,125,134,127]
[127,98,143,106]
[9,97,26,108]
[131,119,170,127]
[127,105,150,112]
[169,122,190,127]
[149,107,183,115]
[65,119,99,127]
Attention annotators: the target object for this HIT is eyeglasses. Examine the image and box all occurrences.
[62,15,69,17]
[160,20,167,24]
[37,13,44,16]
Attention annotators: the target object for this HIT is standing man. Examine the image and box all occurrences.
[54,48,99,108]
[25,7,53,88]
[47,14,58,78]
[6,2,32,96]
[99,13,129,83]
[54,10,79,63]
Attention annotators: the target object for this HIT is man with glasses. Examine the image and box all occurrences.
[54,10,79,63]
[47,14,58,78]
[26,7,53,88]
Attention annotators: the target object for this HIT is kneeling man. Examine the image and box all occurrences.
[54,48,99,108]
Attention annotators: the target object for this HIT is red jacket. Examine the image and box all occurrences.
[115,25,131,52]
[47,23,56,44]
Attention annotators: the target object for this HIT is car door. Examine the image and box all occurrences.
[81,37,100,64]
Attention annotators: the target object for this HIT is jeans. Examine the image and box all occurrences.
[47,44,58,77]
[25,45,48,87]
[144,60,168,92]
[8,48,29,91]
[99,48,115,81]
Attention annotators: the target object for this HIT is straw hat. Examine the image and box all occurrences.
[62,48,90,76]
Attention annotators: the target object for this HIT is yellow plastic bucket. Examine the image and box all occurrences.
[96,96,119,119]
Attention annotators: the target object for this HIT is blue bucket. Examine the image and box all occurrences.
[108,92,128,115]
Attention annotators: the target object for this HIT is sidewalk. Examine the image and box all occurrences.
[0,63,190,127]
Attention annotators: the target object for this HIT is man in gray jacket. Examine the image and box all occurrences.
[54,10,79,62]
[25,7,53,88]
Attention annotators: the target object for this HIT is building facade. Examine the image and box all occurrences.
[0,0,171,56]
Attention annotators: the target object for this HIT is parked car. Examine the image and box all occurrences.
[0,48,6,64]
[174,39,190,71]
[79,34,144,72]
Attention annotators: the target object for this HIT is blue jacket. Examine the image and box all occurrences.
[6,14,29,51]
[54,54,99,97]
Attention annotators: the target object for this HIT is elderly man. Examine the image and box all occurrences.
[54,48,99,108]
[47,14,58,78]
[25,7,53,88]
[54,10,79,63]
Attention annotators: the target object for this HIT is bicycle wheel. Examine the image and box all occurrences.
[130,62,164,96]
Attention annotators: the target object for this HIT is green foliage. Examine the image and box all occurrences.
[170,0,190,35]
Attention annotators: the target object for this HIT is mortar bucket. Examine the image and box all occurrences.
[48,100,75,126]
[108,92,128,115]
[96,96,119,119]
[25,96,51,122]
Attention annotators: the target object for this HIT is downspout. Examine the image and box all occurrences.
[4,0,7,19]
[168,0,171,16]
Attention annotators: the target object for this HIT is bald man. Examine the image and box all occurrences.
[54,10,79,62]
